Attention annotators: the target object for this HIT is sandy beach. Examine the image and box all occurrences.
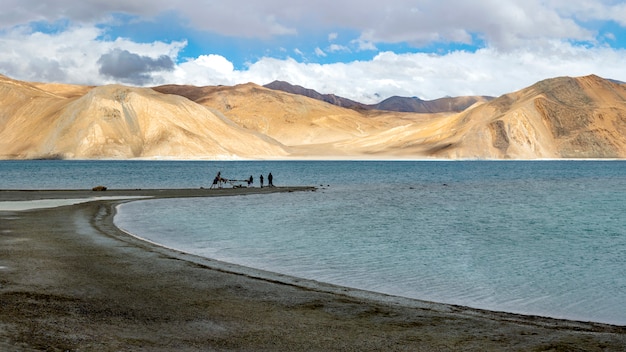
[1,187,625,351]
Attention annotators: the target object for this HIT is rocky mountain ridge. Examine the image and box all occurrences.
[262,80,493,113]
[1,74,625,159]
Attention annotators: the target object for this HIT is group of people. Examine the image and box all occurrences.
[253,172,273,188]
[211,171,274,189]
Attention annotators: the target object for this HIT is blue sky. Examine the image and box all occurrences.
[1,1,625,103]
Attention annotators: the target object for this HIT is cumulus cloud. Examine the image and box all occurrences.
[0,24,185,85]
[2,24,625,103]
[98,48,174,85]
[192,54,235,74]
[0,0,611,49]
[1,1,625,103]
[0,25,104,84]
[185,42,623,103]
[551,0,626,26]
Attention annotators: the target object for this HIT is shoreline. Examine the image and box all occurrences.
[1,188,625,351]
[112,195,621,328]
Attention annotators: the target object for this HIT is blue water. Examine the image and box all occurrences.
[2,160,626,325]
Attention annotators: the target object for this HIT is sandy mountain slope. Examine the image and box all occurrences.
[31,81,94,98]
[0,76,287,159]
[2,74,626,160]
[0,75,70,145]
[156,83,416,148]
[153,76,626,159]
[331,75,626,159]
[443,74,626,158]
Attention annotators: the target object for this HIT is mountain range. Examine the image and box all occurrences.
[1,73,625,160]
[263,80,493,113]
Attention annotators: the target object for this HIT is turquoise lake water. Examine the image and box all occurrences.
[2,160,626,325]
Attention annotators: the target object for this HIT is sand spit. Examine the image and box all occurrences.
[1,188,625,351]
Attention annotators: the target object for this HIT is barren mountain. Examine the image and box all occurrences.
[373,95,493,113]
[156,83,416,148]
[409,75,626,159]
[262,80,493,113]
[328,75,626,159]
[262,80,368,110]
[454,74,626,158]
[0,75,287,159]
[158,75,626,159]
[1,74,626,160]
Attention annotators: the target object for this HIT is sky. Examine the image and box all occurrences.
[1,1,625,103]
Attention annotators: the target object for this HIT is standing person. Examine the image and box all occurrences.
[210,171,221,189]
[268,172,273,187]
[260,174,264,188]
[248,175,253,187]
[210,176,219,189]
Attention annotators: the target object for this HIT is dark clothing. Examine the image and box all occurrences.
[260,175,264,188]
[268,173,273,187]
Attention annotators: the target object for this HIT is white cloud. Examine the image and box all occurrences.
[1,1,626,104]
[0,24,184,85]
[548,0,626,26]
[352,37,378,51]
[604,32,616,41]
[192,55,235,74]
[197,42,625,103]
[0,0,611,49]
[328,44,350,53]
[2,23,626,104]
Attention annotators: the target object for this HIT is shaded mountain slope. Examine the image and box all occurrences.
[156,83,413,148]
[309,75,626,159]
[374,95,493,113]
[427,75,626,158]
[2,74,626,160]
[262,80,493,113]
[262,80,368,109]
[0,76,287,159]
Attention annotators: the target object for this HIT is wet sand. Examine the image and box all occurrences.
[1,187,625,351]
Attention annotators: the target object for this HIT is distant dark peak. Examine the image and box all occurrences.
[375,96,427,112]
[263,80,368,109]
[264,80,494,113]
[373,95,492,113]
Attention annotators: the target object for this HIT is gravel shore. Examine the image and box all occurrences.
[1,188,625,351]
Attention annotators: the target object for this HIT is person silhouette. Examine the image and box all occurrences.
[268,172,273,187]
[260,174,264,188]
[210,171,222,189]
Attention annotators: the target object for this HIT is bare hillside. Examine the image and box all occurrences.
[443,75,626,158]
[262,80,494,113]
[348,74,626,159]
[1,74,626,159]
[156,83,416,148]
[0,76,287,159]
